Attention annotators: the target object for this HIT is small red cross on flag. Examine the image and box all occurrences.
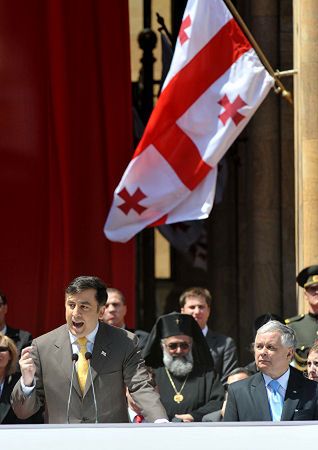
[117,187,147,215]
[179,15,191,45]
[218,94,247,126]
[104,0,274,243]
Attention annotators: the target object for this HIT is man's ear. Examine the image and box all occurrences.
[98,305,106,319]
[287,348,294,359]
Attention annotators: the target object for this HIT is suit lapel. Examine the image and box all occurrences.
[83,323,112,396]
[53,325,82,397]
[281,368,302,420]
[251,373,272,420]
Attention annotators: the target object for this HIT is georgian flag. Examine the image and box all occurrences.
[104,0,274,243]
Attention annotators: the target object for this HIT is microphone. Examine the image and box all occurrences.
[66,353,78,424]
[85,351,98,423]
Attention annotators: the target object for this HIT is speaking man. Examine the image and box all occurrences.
[224,320,318,421]
[142,312,224,422]
[11,276,168,423]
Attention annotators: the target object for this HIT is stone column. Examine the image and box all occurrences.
[243,1,282,318]
[294,1,318,312]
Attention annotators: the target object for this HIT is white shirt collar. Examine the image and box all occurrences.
[69,322,99,345]
[201,325,208,336]
[263,367,290,392]
[0,325,7,335]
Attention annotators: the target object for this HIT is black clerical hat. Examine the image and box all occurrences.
[296,265,318,288]
[142,312,213,370]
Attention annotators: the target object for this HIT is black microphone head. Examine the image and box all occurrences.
[85,351,92,360]
[72,353,79,362]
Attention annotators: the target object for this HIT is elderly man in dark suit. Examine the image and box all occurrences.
[11,276,168,423]
[224,320,318,421]
[0,290,32,354]
[180,287,238,384]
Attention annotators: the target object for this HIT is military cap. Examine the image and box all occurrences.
[296,265,318,288]
[294,346,310,372]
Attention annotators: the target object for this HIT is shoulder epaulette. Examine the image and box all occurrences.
[285,314,305,324]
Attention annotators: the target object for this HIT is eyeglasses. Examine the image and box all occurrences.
[165,342,190,351]
[0,346,9,352]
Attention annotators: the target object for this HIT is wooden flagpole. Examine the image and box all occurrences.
[223,0,293,105]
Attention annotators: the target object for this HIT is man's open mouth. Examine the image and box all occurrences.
[72,321,84,329]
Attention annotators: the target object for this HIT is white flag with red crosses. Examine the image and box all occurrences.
[104,0,274,243]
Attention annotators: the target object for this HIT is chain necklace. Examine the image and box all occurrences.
[164,367,189,403]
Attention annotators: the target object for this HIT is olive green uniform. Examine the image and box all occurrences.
[285,313,318,370]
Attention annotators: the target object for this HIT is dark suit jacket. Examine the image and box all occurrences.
[11,322,167,423]
[202,409,223,422]
[125,327,149,350]
[224,366,318,421]
[5,325,32,354]
[205,329,238,384]
[1,373,43,424]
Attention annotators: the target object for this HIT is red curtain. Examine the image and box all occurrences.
[0,0,135,336]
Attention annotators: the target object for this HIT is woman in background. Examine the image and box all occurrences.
[0,332,43,424]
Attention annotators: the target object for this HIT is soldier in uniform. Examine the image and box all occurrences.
[285,265,318,370]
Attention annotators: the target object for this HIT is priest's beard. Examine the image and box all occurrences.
[163,348,194,377]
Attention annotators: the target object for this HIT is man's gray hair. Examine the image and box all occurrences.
[256,320,297,349]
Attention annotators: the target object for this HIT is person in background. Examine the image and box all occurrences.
[101,287,149,349]
[0,333,43,424]
[11,276,168,423]
[0,290,32,354]
[224,320,318,421]
[202,367,253,422]
[102,288,127,328]
[142,312,224,422]
[285,265,318,371]
[306,341,318,382]
[179,287,238,384]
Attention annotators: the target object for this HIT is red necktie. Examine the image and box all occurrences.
[134,414,144,423]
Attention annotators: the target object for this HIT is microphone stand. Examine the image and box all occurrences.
[85,352,98,423]
[66,353,79,424]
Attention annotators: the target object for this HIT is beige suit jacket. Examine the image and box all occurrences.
[11,322,167,423]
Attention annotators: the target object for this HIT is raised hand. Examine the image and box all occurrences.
[19,346,36,387]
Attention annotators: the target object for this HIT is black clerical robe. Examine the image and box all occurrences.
[154,366,224,421]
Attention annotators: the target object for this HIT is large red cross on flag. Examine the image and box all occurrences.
[104,0,274,243]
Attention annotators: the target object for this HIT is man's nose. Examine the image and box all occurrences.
[175,346,183,355]
[73,305,81,316]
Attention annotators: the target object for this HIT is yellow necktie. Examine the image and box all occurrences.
[77,337,88,394]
